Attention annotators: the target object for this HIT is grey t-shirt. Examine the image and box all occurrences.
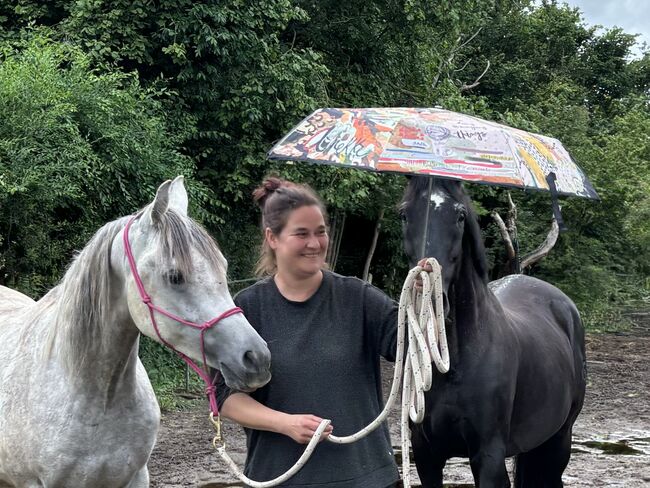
[217,270,399,487]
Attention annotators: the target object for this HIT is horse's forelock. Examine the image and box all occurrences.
[156,210,226,280]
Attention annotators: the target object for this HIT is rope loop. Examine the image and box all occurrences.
[214,259,449,488]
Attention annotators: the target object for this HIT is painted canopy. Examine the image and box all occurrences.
[268,107,599,199]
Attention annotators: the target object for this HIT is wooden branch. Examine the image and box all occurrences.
[520,218,560,270]
[362,209,384,282]
[328,212,346,271]
[432,27,482,91]
[326,211,339,266]
[458,26,483,50]
[460,60,491,91]
[506,191,517,235]
[492,211,516,261]
[387,80,425,101]
[453,58,472,73]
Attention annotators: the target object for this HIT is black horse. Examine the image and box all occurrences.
[400,176,586,488]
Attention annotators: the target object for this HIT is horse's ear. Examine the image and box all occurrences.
[168,175,188,216]
[144,179,172,226]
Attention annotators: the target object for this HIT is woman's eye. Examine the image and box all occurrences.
[167,270,184,285]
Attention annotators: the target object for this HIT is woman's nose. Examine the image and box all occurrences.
[306,234,320,248]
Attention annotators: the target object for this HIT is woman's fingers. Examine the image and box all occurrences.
[286,414,333,444]
[415,258,434,291]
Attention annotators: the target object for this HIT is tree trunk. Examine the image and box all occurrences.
[327,211,346,271]
[362,209,384,282]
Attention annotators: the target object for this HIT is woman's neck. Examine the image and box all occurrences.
[274,269,324,302]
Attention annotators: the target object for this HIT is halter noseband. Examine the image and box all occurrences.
[123,216,242,415]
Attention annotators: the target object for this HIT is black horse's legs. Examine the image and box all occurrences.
[513,424,573,488]
[469,444,511,488]
[410,427,446,488]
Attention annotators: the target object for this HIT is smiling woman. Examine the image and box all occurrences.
[214,177,402,488]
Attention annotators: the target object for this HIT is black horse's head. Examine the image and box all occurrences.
[400,176,488,314]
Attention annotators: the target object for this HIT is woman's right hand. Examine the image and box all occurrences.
[281,414,333,444]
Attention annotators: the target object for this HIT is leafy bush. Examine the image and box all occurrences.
[0,31,197,296]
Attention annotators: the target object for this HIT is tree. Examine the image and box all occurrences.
[0,31,197,295]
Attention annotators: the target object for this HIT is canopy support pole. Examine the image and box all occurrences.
[420,177,434,260]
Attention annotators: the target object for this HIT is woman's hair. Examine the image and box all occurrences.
[253,177,328,276]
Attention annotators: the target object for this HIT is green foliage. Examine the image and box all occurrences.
[0,31,197,295]
[63,0,329,208]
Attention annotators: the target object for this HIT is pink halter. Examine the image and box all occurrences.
[123,216,242,415]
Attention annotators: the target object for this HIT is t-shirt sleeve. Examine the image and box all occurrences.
[363,282,399,362]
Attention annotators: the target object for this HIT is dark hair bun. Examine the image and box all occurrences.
[252,177,293,209]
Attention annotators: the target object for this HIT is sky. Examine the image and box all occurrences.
[561,0,649,57]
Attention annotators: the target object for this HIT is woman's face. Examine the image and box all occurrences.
[267,205,328,279]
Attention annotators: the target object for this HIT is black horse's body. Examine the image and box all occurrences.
[401,177,586,488]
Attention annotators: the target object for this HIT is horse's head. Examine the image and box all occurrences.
[400,176,488,315]
[114,177,271,391]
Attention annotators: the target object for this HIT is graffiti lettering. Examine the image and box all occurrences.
[309,122,373,164]
[456,130,488,141]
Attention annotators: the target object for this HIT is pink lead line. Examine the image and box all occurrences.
[123,216,243,416]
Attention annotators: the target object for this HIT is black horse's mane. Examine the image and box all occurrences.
[404,176,488,283]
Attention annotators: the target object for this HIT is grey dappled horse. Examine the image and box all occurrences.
[400,176,586,488]
[0,177,271,487]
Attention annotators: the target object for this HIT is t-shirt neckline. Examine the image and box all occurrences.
[270,270,330,306]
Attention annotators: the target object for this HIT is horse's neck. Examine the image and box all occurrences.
[448,262,497,351]
[52,293,142,398]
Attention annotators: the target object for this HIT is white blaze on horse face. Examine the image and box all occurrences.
[429,191,447,210]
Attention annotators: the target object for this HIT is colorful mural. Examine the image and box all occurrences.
[268,108,599,199]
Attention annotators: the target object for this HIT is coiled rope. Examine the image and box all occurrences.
[215,259,449,488]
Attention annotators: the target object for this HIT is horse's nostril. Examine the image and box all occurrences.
[244,350,269,370]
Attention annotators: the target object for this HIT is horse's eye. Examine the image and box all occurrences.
[167,270,184,285]
[399,210,407,222]
[457,212,466,224]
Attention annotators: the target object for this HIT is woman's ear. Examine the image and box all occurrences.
[265,227,277,250]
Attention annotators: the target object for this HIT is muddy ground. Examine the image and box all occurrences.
[149,313,650,487]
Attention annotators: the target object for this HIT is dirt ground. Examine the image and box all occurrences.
[148,312,650,487]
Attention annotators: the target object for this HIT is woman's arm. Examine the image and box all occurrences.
[221,392,333,444]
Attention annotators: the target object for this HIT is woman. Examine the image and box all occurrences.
[216,177,400,488]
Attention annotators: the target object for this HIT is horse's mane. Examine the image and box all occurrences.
[46,209,226,373]
[402,176,488,283]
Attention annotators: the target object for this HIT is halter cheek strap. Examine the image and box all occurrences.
[123,216,242,415]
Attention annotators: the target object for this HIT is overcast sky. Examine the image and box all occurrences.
[561,0,649,56]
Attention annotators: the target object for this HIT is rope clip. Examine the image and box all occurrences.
[210,412,225,449]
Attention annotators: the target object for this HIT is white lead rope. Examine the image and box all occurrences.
[216,259,449,488]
